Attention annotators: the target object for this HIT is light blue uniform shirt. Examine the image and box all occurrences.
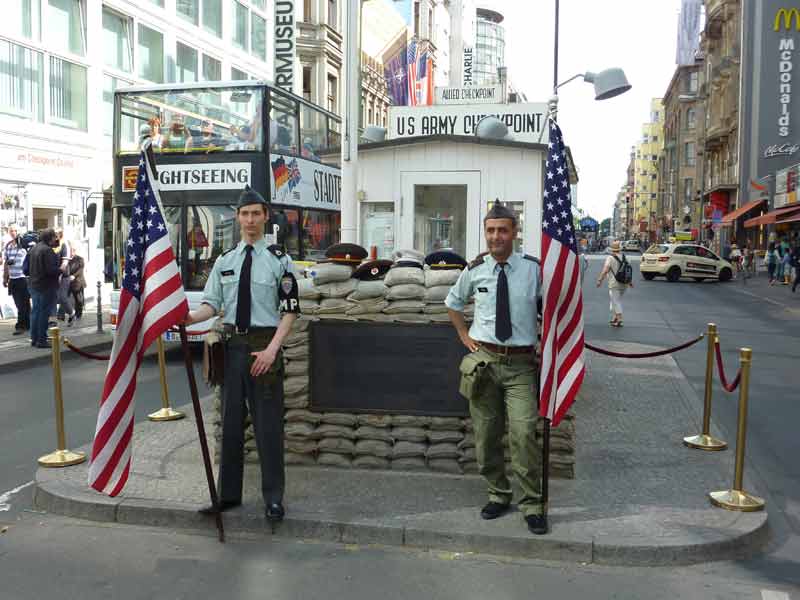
[445,252,541,346]
[201,238,295,327]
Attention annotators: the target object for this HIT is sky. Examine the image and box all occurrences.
[493,0,684,221]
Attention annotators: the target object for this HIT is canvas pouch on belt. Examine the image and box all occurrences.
[458,351,488,400]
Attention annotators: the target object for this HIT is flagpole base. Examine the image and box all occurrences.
[683,434,727,451]
[148,407,185,422]
[38,449,86,468]
[709,489,765,512]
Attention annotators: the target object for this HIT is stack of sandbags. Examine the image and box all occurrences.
[422,267,461,323]
[426,416,464,473]
[315,412,358,468]
[308,263,356,316]
[345,259,391,316]
[284,409,320,465]
[382,249,426,323]
[389,414,429,470]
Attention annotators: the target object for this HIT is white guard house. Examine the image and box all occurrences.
[332,101,578,261]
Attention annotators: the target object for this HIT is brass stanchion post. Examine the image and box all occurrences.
[709,348,765,511]
[148,336,185,421]
[38,327,87,467]
[684,323,727,450]
[96,280,103,334]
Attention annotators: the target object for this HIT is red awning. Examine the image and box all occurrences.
[721,199,765,224]
[776,211,800,225]
[744,205,800,228]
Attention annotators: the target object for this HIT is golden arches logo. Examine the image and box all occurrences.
[775,8,800,31]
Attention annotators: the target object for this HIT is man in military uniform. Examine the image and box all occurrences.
[445,202,547,535]
[185,186,300,522]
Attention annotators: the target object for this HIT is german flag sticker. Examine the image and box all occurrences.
[122,166,139,192]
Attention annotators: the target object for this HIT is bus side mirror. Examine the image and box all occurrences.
[86,203,97,228]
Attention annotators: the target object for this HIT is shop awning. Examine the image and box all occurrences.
[744,204,800,227]
[776,211,800,225]
[721,198,765,224]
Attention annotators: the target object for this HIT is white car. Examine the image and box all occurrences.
[640,243,733,282]
[622,240,641,252]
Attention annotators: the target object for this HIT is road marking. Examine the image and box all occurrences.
[0,480,34,512]
[762,590,791,600]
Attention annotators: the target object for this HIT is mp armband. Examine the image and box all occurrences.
[278,272,301,314]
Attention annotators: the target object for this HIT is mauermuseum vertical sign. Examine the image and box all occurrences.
[274,0,296,93]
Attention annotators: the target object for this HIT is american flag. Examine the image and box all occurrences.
[407,39,419,106]
[407,39,433,107]
[88,146,188,496]
[539,119,585,427]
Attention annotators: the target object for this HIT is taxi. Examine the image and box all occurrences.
[640,243,733,282]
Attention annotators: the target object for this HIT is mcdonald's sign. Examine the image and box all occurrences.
[775,8,800,31]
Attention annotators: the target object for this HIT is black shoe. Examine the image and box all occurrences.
[265,502,285,522]
[67,315,75,327]
[480,501,510,520]
[35,341,52,349]
[525,514,548,535]
[12,330,24,336]
[198,500,240,515]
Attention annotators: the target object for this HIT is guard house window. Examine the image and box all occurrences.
[5,0,41,40]
[328,0,337,29]
[233,2,248,51]
[414,185,467,257]
[361,203,394,259]
[102,8,132,73]
[327,74,337,114]
[138,25,164,83]
[202,0,222,37]
[251,13,266,61]
[684,141,695,166]
[0,40,44,122]
[49,56,87,130]
[176,0,198,25]
[48,0,86,56]
[176,42,198,83]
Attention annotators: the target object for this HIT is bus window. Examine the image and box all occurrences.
[187,205,238,290]
[269,207,300,258]
[116,84,263,154]
[326,118,341,152]
[269,90,298,156]
[302,209,340,262]
[299,104,324,162]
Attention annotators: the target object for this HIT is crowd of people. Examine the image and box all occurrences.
[2,225,86,348]
[725,236,800,290]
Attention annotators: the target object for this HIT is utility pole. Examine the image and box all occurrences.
[340,0,361,243]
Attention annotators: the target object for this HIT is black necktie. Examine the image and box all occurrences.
[496,262,512,342]
[235,245,254,331]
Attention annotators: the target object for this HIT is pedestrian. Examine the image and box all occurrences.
[767,241,779,285]
[781,246,793,285]
[67,254,86,319]
[596,240,633,327]
[445,202,547,535]
[53,229,72,322]
[184,186,300,523]
[27,228,61,348]
[729,243,742,279]
[791,243,800,293]
[2,224,31,335]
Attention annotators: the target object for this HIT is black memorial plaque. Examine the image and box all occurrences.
[309,321,470,416]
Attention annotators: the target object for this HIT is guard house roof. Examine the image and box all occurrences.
[322,135,579,184]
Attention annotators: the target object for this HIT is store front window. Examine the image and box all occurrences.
[361,203,394,259]
[302,209,340,262]
[414,185,466,257]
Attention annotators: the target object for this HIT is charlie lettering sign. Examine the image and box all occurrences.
[388,103,547,143]
[435,84,503,105]
[274,0,296,93]
[462,46,474,86]
[149,162,252,191]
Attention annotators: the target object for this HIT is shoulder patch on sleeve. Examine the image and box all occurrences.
[268,244,286,258]
[468,252,489,270]
[523,254,540,264]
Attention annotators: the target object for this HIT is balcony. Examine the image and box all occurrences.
[705,165,737,193]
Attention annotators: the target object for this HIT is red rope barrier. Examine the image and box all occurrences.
[585,334,704,359]
[63,339,110,361]
[714,339,741,392]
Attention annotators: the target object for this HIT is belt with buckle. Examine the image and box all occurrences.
[223,324,275,336]
[479,342,534,355]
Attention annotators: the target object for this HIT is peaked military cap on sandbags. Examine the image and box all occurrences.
[237,185,268,209]
[324,243,368,265]
[424,250,467,270]
[352,259,393,281]
[391,248,425,269]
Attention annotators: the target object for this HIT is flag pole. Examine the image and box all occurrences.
[179,324,225,543]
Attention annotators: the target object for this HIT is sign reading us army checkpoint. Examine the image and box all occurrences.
[388,102,548,143]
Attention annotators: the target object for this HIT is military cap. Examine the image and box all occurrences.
[484,200,517,225]
[352,259,393,281]
[424,250,467,270]
[237,185,268,209]
[324,242,368,265]
[391,248,425,269]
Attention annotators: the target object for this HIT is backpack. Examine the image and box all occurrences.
[612,254,633,285]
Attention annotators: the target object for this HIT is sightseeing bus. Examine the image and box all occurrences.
[99,81,342,340]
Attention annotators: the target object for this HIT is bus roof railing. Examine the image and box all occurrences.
[114,80,341,123]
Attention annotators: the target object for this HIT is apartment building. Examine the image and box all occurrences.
[632,99,664,243]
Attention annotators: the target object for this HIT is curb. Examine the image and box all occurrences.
[33,471,769,566]
[0,339,114,375]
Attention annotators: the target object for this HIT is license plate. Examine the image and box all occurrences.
[162,331,203,342]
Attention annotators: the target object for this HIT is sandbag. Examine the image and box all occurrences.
[345,298,389,315]
[385,267,424,287]
[354,426,394,443]
[457,434,475,450]
[315,423,357,440]
[392,415,431,427]
[284,376,309,396]
[391,457,426,471]
[356,414,393,428]
[424,285,451,302]
[429,417,463,431]
[385,284,425,301]
[285,422,315,439]
[426,442,459,459]
[383,300,425,314]
[391,427,428,442]
[353,455,390,469]
[461,460,479,474]
[354,439,392,458]
[316,278,357,299]
[298,278,321,300]
[425,269,461,288]
[291,318,312,332]
[284,344,309,359]
[299,299,319,314]
[427,458,462,474]
[284,330,310,346]
[392,440,426,458]
[284,394,310,409]
[317,452,352,467]
[286,452,317,465]
[320,412,358,427]
[348,280,388,300]
[428,313,451,323]
[285,439,318,454]
[422,303,449,314]
[284,409,321,425]
[458,447,476,463]
[317,437,356,455]
[393,314,431,324]
[284,359,308,377]
[427,429,464,444]
[317,298,352,313]
[311,263,353,285]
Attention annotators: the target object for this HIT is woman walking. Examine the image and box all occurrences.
[597,240,633,327]
[767,242,779,286]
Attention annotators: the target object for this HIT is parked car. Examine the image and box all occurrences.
[622,240,641,252]
[640,243,733,282]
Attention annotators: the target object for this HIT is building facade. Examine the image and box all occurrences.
[632,99,664,243]
[474,5,504,85]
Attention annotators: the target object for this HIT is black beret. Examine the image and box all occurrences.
[237,185,268,208]
[324,243,368,264]
[352,259,393,280]
[424,250,467,270]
